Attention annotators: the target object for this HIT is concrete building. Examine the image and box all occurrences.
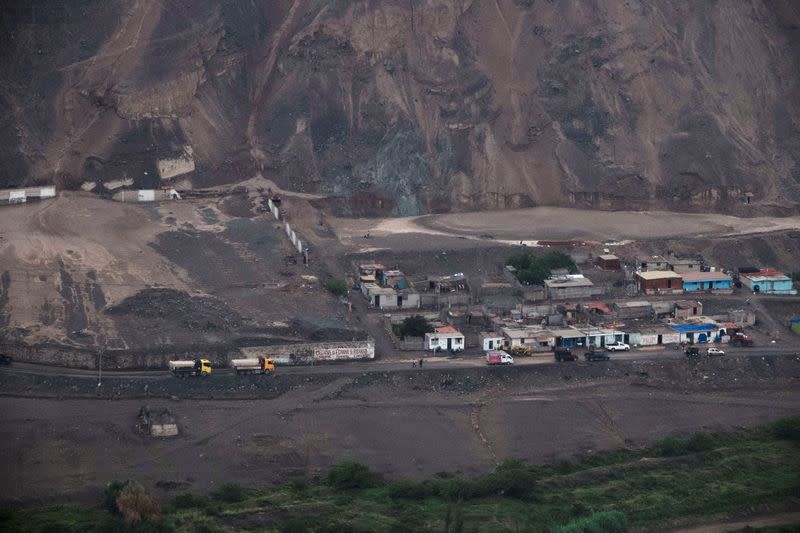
[425,326,465,352]
[740,269,796,295]
[613,301,654,319]
[480,332,505,351]
[596,254,621,270]
[682,271,732,293]
[636,271,683,294]
[500,326,555,352]
[671,323,718,344]
[668,258,702,273]
[674,300,702,320]
[624,325,681,347]
[362,283,420,309]
[640,255,670,271]
[550,326,624,348]
[544,275,602,300]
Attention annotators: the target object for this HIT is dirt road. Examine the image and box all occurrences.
[1,354,798,504]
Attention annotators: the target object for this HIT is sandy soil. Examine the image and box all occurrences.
[330,208,800,248]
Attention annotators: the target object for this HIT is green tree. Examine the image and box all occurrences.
[399,315,434,338]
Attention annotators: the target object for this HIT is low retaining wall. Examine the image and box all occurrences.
[240,340,375,365]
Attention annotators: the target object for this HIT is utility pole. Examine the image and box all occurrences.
[97,346,103,388]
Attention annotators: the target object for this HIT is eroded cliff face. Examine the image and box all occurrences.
[1,0,799,215]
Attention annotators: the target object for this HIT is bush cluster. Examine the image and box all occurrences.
[326,462,380,490]
[553,511,628,533]
[325,278,348,297]
[397,315,434,338]
[506,251,578,285]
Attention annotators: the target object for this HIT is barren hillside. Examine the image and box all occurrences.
[1,1,799,215]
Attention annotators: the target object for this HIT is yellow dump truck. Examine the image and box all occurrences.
[169,359,212,377]
[231,356,276,375]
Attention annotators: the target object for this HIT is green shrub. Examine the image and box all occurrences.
[398,315,434,338]
[211,483,245,503]
[686,432,717,452]
[652,436,689,457]
[171,493,207,509]
[768,416,800,442]
[326,462,379,490]
[104,480,127,513]
[552,511,628,533]
[507,251,578,285]
[287,477,310,495]
[385,480,434,500]
[325,278,348,297]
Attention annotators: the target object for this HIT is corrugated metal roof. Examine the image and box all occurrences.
[671,323,716,332]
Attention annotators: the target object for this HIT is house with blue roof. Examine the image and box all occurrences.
[671,323,720,344]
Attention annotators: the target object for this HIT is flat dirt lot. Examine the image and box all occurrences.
[2,355,798,504]
[331,207,800,248]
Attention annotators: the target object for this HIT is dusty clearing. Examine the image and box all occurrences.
[331,207,800,246]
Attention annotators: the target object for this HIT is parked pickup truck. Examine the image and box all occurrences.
[606,342,630,352]
[486,351,514,365]
[584,349,610,362]
[554,347,576,362]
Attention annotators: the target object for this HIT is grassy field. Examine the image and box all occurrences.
[2,418,799,532]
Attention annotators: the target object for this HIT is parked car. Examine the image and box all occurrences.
[706,347,725,356]
[584,349,610,362]
[685,346,700,357]
[606,342,630,352]
[554,347,576,362]
[0,354,12,365]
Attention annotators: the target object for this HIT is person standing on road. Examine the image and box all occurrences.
[419,358,423,368]
[412,360,416,368]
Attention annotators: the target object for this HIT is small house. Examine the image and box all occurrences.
[425,326,465,352]
[682,271,732,293]
[641,255,670,271]
[674,300,702,320]
[500,326,555,352]
[365,285,397,309]
[596,254,621,270]
[671,323,717,344]
[635,271,683,294]
[740,269,796,295]
[480,332,505,351]
[544,275,602,300]
[668,257,701,273]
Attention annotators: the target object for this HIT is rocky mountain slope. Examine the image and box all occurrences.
[1,0,799,215]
